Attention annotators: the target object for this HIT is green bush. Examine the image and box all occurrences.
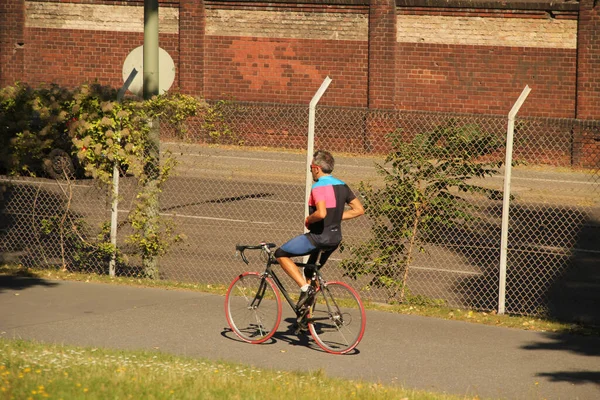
[0,83,76,177]
[341,120,504,303]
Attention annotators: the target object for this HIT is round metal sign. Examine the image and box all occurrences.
[122,45,175,97]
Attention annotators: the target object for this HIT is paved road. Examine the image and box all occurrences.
[1,276,598,400]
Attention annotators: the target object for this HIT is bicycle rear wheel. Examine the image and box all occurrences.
[225,272,282,344]
[308,281,366,354]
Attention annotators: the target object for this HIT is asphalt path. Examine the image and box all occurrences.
[1,277,599,400]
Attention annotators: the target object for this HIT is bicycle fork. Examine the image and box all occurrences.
[308,283,345,329]
[247,276,271,337]
[248,276,269,310]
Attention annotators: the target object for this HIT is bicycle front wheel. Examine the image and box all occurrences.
[225,272,282,344]
[308,281,366,354]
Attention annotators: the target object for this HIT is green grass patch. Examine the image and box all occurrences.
[2,263,598,336]
[0,339,477,400]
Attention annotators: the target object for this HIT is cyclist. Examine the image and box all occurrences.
[275,150,364,315]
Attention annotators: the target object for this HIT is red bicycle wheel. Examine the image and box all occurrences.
[308,281,366,354]
[225,272,282,344]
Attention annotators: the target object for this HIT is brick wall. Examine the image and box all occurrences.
[395,7,578,117]
[203,3,369,106]
[204,36,369,106]
[368,0,397,109]
[577,0,600,120]
[0,0,25,85]
[19,1,180,89]
[179,0,205,96]
[1,0,598,121]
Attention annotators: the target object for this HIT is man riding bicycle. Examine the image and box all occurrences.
[274,150,364,313]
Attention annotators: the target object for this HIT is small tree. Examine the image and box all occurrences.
[68,84,201,278]
[340,119,504,303]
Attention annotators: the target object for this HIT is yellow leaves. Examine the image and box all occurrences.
[101,101,114,113]
[100,116,113,127]
[82,135,92,147]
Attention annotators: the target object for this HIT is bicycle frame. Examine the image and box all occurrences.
[236,243,327,317]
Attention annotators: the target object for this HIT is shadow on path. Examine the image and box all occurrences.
[219,318,361,355]
[522,331,600,387]
[0,274,58,293]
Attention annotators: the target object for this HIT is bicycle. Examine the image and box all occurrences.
[225,242,366,355]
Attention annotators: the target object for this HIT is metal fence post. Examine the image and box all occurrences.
[302,77,332,263]
[498,85,531,314]
[109,68,138,277]
[304,77,332,224]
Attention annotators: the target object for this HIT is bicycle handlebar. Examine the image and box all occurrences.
[235,243,277,264]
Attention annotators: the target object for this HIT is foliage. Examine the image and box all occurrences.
[340,119,504,303]
[0,82,202,278]
[40,217,126,273]
[202,99,242,145]
[68,85,200,184]
[0,83,75,177]
[70,86,200,277]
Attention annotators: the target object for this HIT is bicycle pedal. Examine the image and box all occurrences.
[294,322,308,335]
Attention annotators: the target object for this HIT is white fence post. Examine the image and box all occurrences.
[109,68,138,277]
[498,85,531,314]
[302,77,332,263]
[304,77,332,225]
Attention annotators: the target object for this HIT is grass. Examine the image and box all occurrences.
[2,264,597,336]
[0,339,480,400]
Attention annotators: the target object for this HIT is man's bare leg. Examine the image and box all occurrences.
[277,256,309,287]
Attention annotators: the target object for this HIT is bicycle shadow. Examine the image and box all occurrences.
[220,317,361,355]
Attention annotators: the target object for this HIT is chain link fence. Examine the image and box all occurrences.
[1,102,599,323]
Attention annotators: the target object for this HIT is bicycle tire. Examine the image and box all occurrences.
[225,272,282,344]
[308,281,366,354]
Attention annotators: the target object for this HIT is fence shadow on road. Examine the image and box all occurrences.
[521,330,600,387]
[448,203,600,325]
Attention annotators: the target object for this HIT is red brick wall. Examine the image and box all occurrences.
[21,28,179,90]
[577,0,600,120]
[204,36,368,106]
[179,0,204,96]
[396,43,577,117]
[368,0,396,109]
[0,0,25,85]
[1,0,598,122]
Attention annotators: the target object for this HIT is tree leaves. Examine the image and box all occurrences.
[340,120,504,303]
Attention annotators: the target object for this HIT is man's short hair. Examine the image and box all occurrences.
[313,150,335,173]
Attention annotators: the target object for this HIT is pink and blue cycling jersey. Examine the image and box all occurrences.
[307,175,356,248]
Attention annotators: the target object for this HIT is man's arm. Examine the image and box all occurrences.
[305,200,327,227]
[342,198,364,220]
